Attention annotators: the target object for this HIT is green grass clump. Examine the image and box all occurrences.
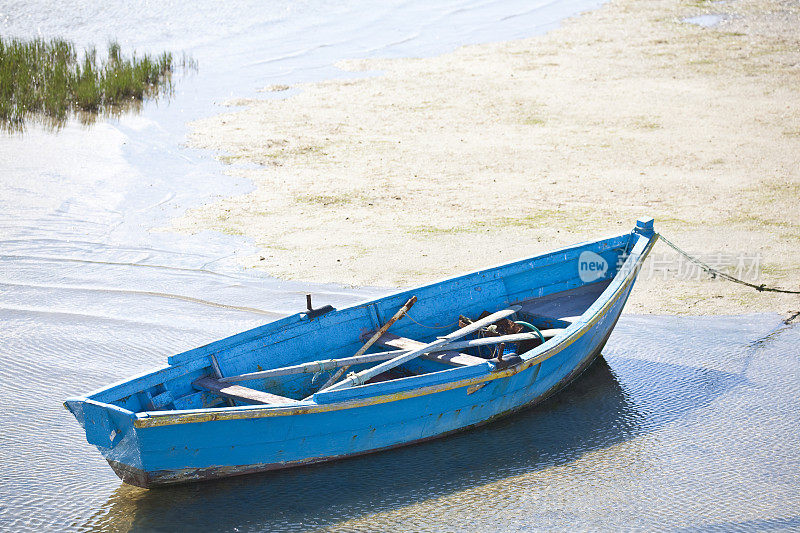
[0,37,191,132]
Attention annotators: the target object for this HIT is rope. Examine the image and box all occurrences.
[403,311,459,330]
[657,233,800,295]
[514,321,546,343]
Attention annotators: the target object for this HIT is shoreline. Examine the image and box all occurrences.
[173,0,799,316]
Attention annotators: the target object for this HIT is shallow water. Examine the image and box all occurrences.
[1,309,797,531]
[0,0,612,335]
[1,0,799,531]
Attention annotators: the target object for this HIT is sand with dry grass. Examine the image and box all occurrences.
[173,0,800,316]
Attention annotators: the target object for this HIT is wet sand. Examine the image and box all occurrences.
[174,0,800,315]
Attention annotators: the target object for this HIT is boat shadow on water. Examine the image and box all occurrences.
[81,352,747,531]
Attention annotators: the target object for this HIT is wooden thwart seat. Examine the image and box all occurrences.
[193,376,296,405]
[375,332,486,367]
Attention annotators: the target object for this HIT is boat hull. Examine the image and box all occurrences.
[110,279,633,488]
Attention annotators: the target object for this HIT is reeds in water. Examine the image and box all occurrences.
[0,37,192,132]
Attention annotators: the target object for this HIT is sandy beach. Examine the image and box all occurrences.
[173,0,799,315]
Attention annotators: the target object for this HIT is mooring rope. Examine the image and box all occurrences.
[657,233,800,295]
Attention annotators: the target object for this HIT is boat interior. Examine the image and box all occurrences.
[85,234,633,415]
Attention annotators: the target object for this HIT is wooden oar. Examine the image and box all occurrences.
[219,328,563,384]
[321,305,522,393]
[433,329,564,351]
[219,348,406,382]
[304,296,417,398]
[210,354,235,407]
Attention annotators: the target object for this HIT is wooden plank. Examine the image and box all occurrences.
[376,332,487,367]
[425,350,486,367]
[193,377,296,405]
[375,332,423,350]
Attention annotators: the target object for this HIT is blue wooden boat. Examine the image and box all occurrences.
[65,219,656,488]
